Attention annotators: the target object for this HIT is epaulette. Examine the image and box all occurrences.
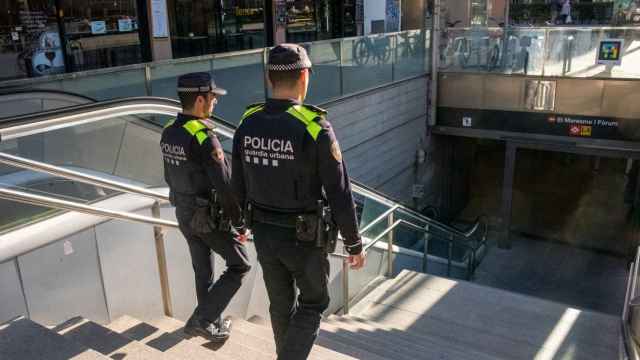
[246,102,265,110]
[198,118,216,130]
[239,102,266,125]
[302,104,328,116]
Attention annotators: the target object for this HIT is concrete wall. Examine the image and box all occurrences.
[325,76,428,203]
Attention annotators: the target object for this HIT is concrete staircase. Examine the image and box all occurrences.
[0,270,621,359]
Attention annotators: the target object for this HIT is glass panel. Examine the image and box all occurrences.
[395,30,427,79]
[60,68,147,100]
[503,28,546,76]
[62,0,143,72]
[342,33,394,94]
[0,0,64,81]
[0,112,167,233]
[305,40,341,103]
[213,51,265,124]
[150,58,213,99]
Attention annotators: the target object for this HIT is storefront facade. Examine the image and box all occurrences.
[0,0,150,81]
[0,0,425,81]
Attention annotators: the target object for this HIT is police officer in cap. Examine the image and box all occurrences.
[161,72,251,342]
[232,44,365,359]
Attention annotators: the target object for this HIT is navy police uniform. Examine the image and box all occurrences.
[161,73,250,334]
[232,45,362,360]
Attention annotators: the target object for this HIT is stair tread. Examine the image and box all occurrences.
[107,315,234,360]
[324,315,503,360]
[233,318,368,360]
[356,270,619,353]
[147,316,275,360]
[56,317,179,360]
[0,317,109,360]
[357,301,615,360]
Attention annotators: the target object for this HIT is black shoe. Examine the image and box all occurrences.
[184,315,231,343]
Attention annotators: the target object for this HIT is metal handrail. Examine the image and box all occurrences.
[0,187,177,229]
[0,97,488,318]
[0,152,169,202]
[623,246,640,360]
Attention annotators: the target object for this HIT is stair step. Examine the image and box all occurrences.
[106,315,233,360]
[147,316,274,360]
[0,317,109,360]
[55,317,179,360]
[325,315,502,360]
[233,318,365,360]
[362,300,615,360]
[356,270,618,358]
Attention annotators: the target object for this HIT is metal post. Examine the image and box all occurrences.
[429,0,440,127]
[151,201,173,317]
[499,142,516,249]
[144,65,153,96]
[339,39,344,97]
[422,225,430,273]
[263,48,270,101]
[447,234,453,277]
[392,33,398,81]
[342,258,350,315]
[387,212,394,277]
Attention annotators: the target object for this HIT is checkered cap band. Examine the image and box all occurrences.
[177,86,214,92]
[267,59,312,71]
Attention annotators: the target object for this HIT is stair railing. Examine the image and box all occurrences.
[337,208,487,315]
[622,246,640,360]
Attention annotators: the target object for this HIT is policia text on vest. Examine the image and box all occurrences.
[232,44,364,360]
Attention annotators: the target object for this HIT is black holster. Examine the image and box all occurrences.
[187,190,230,234]
[209,189,230,232]
[295,200,338,253]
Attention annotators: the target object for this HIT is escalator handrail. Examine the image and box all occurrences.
[0,97,486,247]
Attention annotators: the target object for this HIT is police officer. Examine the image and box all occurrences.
[161,72,251,342]
[232,44,365,360]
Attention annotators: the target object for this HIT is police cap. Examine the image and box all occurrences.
[267,44,312,72]
[177,72,227,96]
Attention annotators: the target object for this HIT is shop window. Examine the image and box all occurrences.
[167,0,265,59]
[61,0,143,72]
[0,0,64,80]
[286,0,317,43]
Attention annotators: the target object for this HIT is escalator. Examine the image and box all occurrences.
[0,96,487,280]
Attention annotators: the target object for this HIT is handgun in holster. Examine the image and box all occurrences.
[209,189,230,232]
[295,200,338,253]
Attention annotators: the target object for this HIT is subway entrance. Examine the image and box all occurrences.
[442,137,636,314]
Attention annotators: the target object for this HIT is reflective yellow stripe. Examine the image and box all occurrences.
[239,105,264,125]
[183,120,209,145]
[195,132,208,145]
[286,105,323,141]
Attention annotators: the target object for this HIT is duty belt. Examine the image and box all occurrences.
[251,206,312,228]
[172,192,209,209]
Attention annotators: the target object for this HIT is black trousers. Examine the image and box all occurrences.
[253,221,330,360]
[176,208,251,323]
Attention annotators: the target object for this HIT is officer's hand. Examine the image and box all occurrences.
[348,252,366,270]
[235,229,253,243]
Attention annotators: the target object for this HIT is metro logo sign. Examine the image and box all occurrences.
[569,125,592,137]
[597,39,624,66]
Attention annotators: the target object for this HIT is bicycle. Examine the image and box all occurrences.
[353,35,393,66]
